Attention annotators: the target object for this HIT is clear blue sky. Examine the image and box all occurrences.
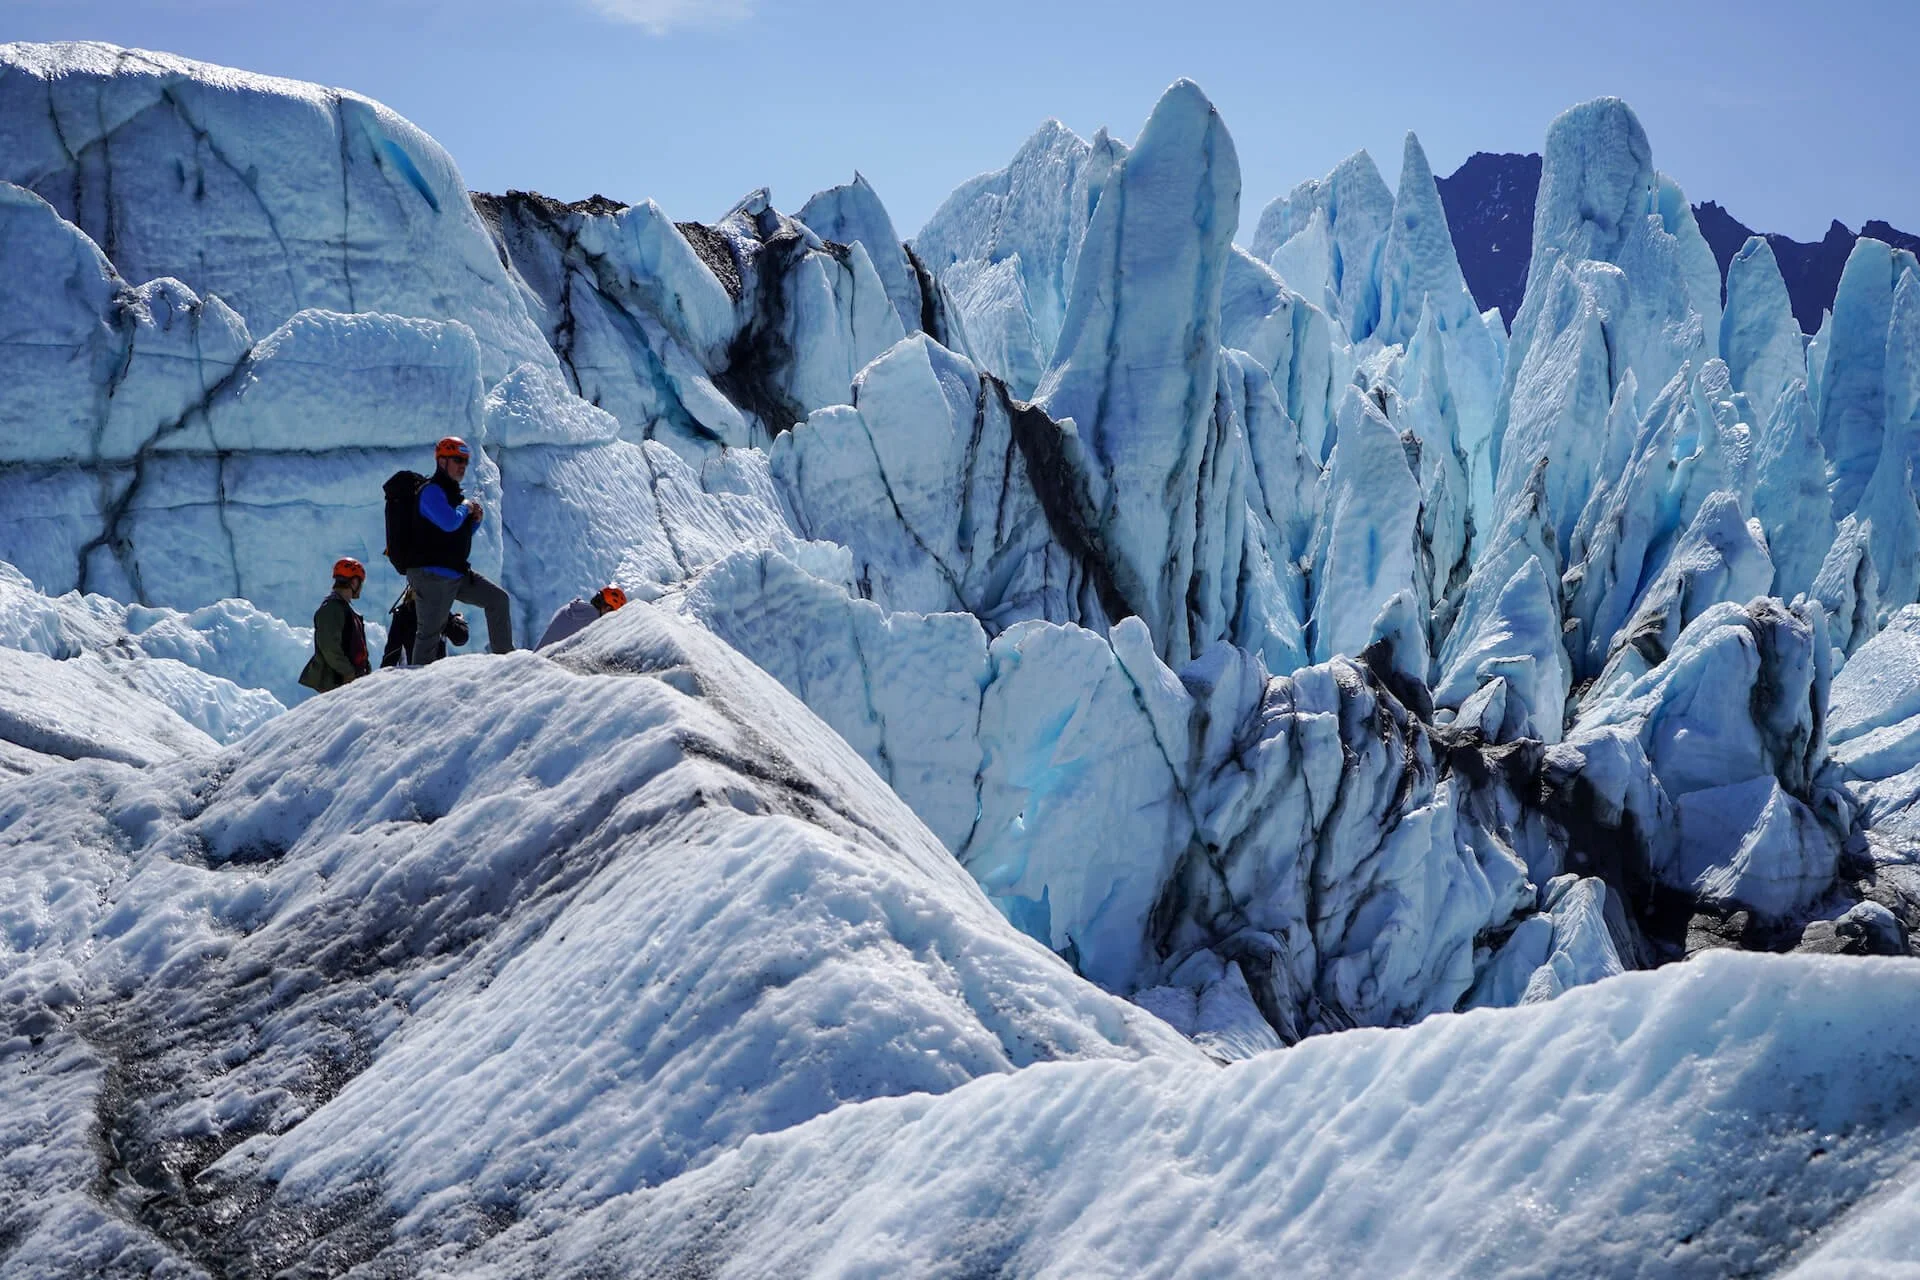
[9,0,1917,243]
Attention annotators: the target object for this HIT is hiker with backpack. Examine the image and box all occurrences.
[536,585,628,650]
[384,436,514,664]
[298,557,373,693]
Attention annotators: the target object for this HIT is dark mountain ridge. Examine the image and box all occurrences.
[1434,151,1919,334]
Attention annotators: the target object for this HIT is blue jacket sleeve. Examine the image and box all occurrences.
[419,483,467,532]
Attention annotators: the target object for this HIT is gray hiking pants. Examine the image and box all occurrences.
[406,569,513,664]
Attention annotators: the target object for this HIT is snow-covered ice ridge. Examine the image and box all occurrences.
[4,40,1920,1274]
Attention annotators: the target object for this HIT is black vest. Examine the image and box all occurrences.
[415,470,476,574]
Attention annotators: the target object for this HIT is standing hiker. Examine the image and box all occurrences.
[299,557,372,693]
[386,436,514,665]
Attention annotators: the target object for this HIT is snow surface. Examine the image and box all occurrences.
[451,951,1920,1279]
[0,560,304,755]
[0,603,1189,1275]
[5,593,1917,1275]
[0,645,216,772]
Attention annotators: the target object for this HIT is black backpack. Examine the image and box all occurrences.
[382,470,429,574]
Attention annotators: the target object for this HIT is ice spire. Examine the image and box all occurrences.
[1251,150,1394,343]
[1856,268,1920,613]
[1309,386,1425,668]
[1378,131,1506,531]
[1721,237,1804,416]
[1751,380,1836,601]
[798,172,924,338]
[1820,237,1899,517]
[1034,79,1242,668]
[911,118,1128,394]
[1377,133,1470,348]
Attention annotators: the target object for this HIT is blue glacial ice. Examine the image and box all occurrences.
[3,41,1920,1274]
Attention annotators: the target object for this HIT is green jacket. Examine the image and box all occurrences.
[299,594,370,693]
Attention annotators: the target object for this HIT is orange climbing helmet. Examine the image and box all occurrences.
[435,436,473,462]
[333,557,367,582]
[593,585,628,612]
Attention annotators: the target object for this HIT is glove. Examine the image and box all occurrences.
[464,499,484,524]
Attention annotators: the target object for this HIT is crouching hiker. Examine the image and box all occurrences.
[299,557,372,693]
[380,588,470,668]
[537,585,627,650]
[387,436,514,664]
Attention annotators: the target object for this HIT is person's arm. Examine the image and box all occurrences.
[419,483,470,532]
[349,615,372,676]
[313,599,357,680]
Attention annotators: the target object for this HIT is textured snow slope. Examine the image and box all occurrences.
[0,560,302,764]
[0,603,1188,1277]
[453,950,1920,1279]
[0,645,216,774]
[6,602,1913,1277]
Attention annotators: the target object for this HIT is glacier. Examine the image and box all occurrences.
[4,37,1920,1276]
